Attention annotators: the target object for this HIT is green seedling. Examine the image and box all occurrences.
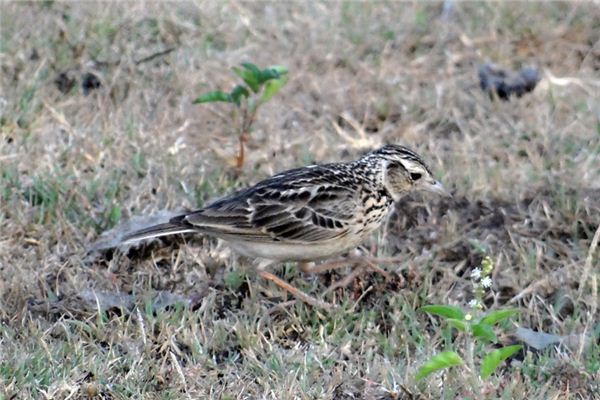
[193,62,288,168]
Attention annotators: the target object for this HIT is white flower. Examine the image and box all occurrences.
[468,299,480,308]
[481,276,492,288]
[465,313,473,321]
[470,268,482,279]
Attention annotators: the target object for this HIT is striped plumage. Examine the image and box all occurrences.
[123,144,449,263]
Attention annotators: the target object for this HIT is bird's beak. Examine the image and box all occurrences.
[425,180,452,198]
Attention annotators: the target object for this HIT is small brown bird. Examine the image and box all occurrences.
[123,144,450,308]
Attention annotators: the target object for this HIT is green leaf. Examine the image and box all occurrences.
[241,62,261,75]
[420,305,465,321]
[230,85,250,106]
[257,65,288,84]
[269,65,288,75]
[446,318,468,332]
[480,309,520,326]
[234,64,260,92]
[260,75,288,104]
[471,322,497,343]
[257,69,280,83]
[193,91,232,104]
[416,351,463,380]
[256,67,280,83]
[480,345,522,379]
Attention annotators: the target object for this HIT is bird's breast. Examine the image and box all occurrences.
[354,193,393,236]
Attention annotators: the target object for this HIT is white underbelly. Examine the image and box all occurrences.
[228,237,363,262]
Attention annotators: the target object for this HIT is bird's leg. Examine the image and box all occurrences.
[298,256,394,297]
[256,270,334,310]
[254,259,335,310]
[296,259,365,297]
[362,258,393,281]
[299,257,393,280]
[254,256,396,309]
[322,265,366,295]
[298,259,357,274]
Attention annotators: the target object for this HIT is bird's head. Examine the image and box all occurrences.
[368,144,451,201]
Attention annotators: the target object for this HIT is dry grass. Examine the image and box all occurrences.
[1,1,599,399]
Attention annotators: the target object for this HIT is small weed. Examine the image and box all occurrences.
[193,62,288,168]
[417,257,522,394]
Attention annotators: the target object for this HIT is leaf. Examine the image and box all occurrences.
[257,70,279,83]
[480,345,522,379]
[420,305,465,321]
[257,65,288,85]
[480,309,519,326]
[260,75,288,104]
[230,85,250,106]
[268,65,288,75]
[241,62,261,75]
[256,67,281,83]
[193,91,232,104]
[446,318,468,332]
[471,322,497,343]
[234,65,260,92]
[416,351,463,380]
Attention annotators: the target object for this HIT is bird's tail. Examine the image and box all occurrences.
[122,222,196,244]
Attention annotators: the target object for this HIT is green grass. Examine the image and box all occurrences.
[1,1,599,399]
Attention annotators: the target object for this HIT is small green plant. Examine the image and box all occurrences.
[193,62,288,168]
[417,256,522,392]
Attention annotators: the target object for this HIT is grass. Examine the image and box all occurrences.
[1,1,599,399]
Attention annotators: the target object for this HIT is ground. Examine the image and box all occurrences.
[1,1,599,399]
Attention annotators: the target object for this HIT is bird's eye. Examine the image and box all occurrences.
[410,172,422,181]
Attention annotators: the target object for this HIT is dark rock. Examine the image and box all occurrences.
[81,72,101,95]
[478,63,540,100]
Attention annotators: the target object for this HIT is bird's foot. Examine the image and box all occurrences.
[257,270,336,310]
[299,256,395,281]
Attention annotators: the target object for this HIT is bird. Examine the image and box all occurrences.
[123,144,450,308]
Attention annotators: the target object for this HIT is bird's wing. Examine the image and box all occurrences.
[181,166,362,243]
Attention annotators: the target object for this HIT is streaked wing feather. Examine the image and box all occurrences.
[182,165,360,243]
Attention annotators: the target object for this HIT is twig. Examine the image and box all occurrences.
[363,258,393,281]
[349,285,373,312]
[322,265,366,295]
[135,47,176,65]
